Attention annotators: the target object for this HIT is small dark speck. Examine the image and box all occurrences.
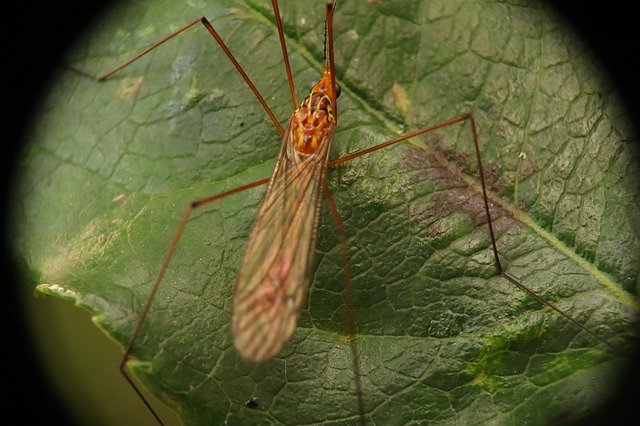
[244,396,259,409]
[240,122,245,127]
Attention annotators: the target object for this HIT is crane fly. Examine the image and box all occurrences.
[18,0,637,424]
[231,65,339,362]
[97,1,361,422]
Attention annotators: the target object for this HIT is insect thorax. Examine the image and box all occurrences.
[291,92,335,155]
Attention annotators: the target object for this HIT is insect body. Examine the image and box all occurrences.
[233,69,339,362]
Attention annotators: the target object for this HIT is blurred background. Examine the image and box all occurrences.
[3,1,638,424]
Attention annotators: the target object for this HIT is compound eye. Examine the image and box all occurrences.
[309,80,318,92]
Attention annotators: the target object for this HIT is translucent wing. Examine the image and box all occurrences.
[232,118,336,362]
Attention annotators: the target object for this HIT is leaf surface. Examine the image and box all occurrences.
[13,0,639,424]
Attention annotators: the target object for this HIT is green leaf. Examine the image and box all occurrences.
[12,0,639,424]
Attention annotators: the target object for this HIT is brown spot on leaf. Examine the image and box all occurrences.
[420,133,503,193]
[402,143,520,238]
[116,76,143,100]
[392,83,411,117]
[423,133,470,172]
[484,161,501,193]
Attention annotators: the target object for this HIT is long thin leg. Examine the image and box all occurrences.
[71,16,285,135]
[328,113,621,353]
[120,106,623,423]
[322,183,365,425]
[104,3,319,422]
[96,11,292,416]
[270,0,298,109]
[119,177,269,425]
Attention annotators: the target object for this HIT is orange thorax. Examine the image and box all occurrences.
[291,73,336,155]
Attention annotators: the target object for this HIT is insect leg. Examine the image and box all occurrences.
[119,177,269,424]
[70,16,285,135]
[329,113,623,353]
[322,182,365,424]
